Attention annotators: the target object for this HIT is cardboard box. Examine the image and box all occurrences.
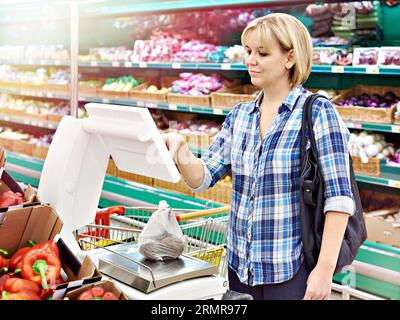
[364,213,400,248]
[65,280,129,300]
[0,204,102,299]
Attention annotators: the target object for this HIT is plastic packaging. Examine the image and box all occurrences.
[138,200,185,261]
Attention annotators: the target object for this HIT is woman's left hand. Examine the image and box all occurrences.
[303,265,333,300]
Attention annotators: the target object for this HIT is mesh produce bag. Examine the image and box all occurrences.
[138,200,185,261]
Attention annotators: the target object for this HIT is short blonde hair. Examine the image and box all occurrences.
[241,13,313,88]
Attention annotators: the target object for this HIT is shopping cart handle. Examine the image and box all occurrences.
[176,205,231,222]
[108,206,125,215]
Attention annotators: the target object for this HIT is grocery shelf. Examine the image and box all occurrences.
[0,87,69,100]
[345,121,400,134]
[4,58,400,76]
[0,113,58,130]
[355,171,400,189]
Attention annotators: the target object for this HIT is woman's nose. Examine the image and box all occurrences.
[245,53,257,66]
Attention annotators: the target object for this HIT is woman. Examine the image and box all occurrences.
[162,13,354,300]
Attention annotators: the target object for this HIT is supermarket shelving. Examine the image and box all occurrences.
[0,113,58,130]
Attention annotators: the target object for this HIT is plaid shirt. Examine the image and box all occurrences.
[188,85,355,285]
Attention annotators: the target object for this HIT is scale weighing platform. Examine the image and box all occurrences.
[37,103,229,300]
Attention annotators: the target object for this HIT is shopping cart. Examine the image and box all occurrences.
[76,204,231,277]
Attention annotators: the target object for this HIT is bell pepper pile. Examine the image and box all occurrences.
[0,240,64,300]
[0,191,24,207]
[76,286,119,300]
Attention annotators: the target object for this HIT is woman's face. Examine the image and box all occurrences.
[244,29,292,89]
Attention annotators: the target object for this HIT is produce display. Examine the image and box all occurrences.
[0,45,69,61]
[349,131,395,162]
[378,47,400,67]
[0,191,24,207]
[0,240,63,300]
[353,47,379,66]
[313,47,353,65]
[101,76,143,93]
[170,73,227,96]
[75,286,118,300]
[336,91,399,108]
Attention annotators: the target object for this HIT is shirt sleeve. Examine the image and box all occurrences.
[312,97,355,216]
[184,110,233,193]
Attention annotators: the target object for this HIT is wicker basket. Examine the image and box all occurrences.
[106,158,117,177]
[211,85,260,109]
[153,177,194,196]
[32,145,49,160]
[78,84,102,95]
[352,155,381,176]
[394,111,400,125]
[167,92,211,108]
[24,112,48,121]
[99,89,130,99]
[0,137,14,151]
[195,181,232,204]
[45,84,69,92]
[0,81,19,89]
[47,114,63,123]
[117,171,153,186]
[12,139,35,157]
[129,77,178,103]
[331,85,400,123]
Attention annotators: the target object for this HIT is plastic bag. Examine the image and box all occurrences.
[138,200,185,261]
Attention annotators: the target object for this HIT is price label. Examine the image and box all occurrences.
[38,122,43,127]
[139,62,147,68]
[172,63,181,69]
[366,66,379,74]
[37,92,43,97]
[102,99,110,103]
[47,93,54,98]
[31,121,37,126]
[90,61,98,67]
[214,108,223,115]
[392,125,400,133]
[388,180,400,189]
[331,66,344,73]
[111,61,119,67]
[169,104,177,111]
[137,101,145,107]
[24,119,30,125]
[48,124,55,129]
[4,116,10,121]
[221,63,231,70]
[54,60,61,65]
[28,59,34,65]
[124,61,133,68]
[346,122,354,128]
[40,60,46,65]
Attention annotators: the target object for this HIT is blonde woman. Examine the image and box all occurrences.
[162,13,354,300]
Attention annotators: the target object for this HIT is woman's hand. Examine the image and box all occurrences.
[161,132,187,162]
[303,265,333,300]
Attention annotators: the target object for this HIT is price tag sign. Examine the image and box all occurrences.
[172,63,181,69]
[366,66,379,74]
[47,93,54,98]
[214,108,223,115]
[169,104,177,111]
[40,60,46,65]
[112,61,119,67]
[48,124,55,129]
[221,63,231,70]
[102,99,110,104]
[28,59,34,65]
[388,180,400,189]
[137,101,145,107]
[24,119,30,125]
[392,125,400,133]
[124,61,133,68]
[31,121,37,126]
[90,61,98,67]
[54,60,61,66]
[38,122,43,127]
[139,62,147,68]
[37,92,43,97]
[4,116,10,121]
[331,66,344,73]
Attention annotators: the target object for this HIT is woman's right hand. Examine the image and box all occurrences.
[161,132,187,162]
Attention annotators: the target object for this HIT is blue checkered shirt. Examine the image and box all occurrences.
[188,85,355,285]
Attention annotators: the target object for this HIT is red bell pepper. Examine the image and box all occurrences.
[0,191,24,207]
[76,286,119,300]
[21,249,61,290]
[2,290,40,300]
[31,240,60,258]
[0,249,9,273]
[3,278,41,295]
[0,273,12,292]
[9,247,31,271]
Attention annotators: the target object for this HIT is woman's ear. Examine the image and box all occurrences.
[285,49,295,69]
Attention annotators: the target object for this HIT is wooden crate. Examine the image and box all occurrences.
[45,83,69,92]
[129,77,178,103]
[106,158,117,177]
[32,145,49,160]
[153,177,194,196]
[47,114,63,123]
[0,137,14,151]
[12,140,35,157]
[331,85,400,123]
[211,84,260,109]
[352,155,381,176]
[196,181,232,204]
[167,92,211,108]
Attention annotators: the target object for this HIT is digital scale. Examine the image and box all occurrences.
[36,103,229,300]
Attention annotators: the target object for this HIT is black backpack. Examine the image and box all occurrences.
[299,94,367,275]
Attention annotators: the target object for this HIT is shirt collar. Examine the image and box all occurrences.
[250,84,304,114]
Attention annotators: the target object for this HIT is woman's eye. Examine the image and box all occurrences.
[259,52,268,57]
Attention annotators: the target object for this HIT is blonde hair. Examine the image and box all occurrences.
[241,13,313,88]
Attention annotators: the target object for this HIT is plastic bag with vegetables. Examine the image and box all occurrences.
[138,201,185,261]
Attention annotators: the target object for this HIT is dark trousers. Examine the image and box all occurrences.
[228,262,309,300]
